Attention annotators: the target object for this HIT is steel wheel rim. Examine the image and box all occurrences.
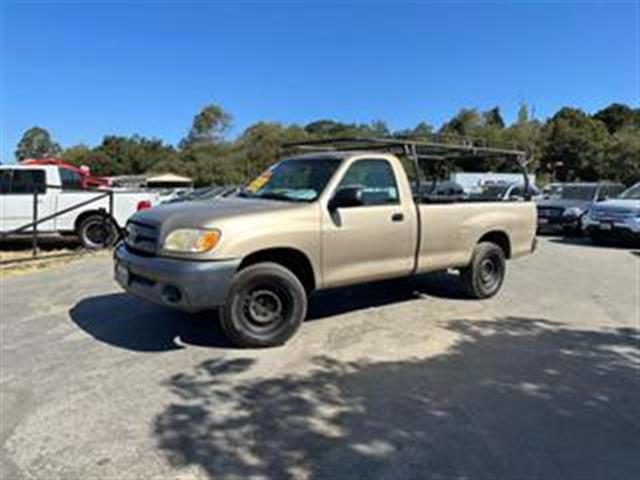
[86,221,110,246]
[479,254,502,291]
[240,285,292,334]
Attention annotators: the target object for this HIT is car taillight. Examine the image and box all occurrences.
[137,200,152,211]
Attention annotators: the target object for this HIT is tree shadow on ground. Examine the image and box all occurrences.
[69,273,467,352]
[153,317,640,480]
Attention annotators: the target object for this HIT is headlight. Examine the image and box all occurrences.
[163,228,221,253]
[563,207,583,217]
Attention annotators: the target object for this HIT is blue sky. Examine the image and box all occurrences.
[1,1,638,162]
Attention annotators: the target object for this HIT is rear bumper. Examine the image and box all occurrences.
[113,242,240,312]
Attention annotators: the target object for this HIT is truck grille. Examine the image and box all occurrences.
[537,206,563,218]
[125,220,159,256]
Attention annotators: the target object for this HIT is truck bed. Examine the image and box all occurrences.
[416,200,537,273]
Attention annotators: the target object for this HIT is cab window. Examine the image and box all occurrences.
[59,168,83,190]
[336,159,399,206]
[0,170,11,194]
[2,169,46,194]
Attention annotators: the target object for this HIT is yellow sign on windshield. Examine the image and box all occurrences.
[246,170,272,193]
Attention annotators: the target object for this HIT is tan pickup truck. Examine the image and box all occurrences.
[114,137,537,347]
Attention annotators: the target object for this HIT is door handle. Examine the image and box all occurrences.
[391,212,404,222]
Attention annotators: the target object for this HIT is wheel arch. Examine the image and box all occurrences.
[238,247,317,293]
[74,210,118,233]
[477,230,512,259]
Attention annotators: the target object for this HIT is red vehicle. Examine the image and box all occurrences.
[20,158,109,189]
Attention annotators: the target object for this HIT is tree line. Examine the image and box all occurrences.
[13,102,640,187]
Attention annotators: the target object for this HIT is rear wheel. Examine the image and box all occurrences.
[221,262,307,348]
[77,214,118,249]
[460,242,506,299]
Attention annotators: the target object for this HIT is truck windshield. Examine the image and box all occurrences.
[619,183,640,200]
[240,158,341,202]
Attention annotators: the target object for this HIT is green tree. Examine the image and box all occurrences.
[181,104,232,147]
[369,120,390,137]
[483,107,505,129]
[516,103,530,125]
[541,107,609,181]
[439,109,483,139]
[61,144,92,166]
[503,118,543,170]
[593,103,640,134]
[77,151,115,176]
[411,121,433,137]
[15,126,62,161]
[602,126,640,185]
[170,143,243,186]
[96,135,177,175]
[239,122,308,179]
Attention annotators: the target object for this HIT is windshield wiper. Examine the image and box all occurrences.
[237,190,256,199]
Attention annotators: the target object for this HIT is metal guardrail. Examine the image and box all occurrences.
[0,185,119,264]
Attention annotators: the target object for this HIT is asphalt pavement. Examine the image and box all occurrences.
[1,237,638,479]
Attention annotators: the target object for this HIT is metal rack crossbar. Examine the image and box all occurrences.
[282,136,530,199]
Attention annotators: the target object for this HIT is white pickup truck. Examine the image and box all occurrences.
[0,165,159,248]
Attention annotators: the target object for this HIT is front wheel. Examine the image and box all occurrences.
[221,262,307,348]
[460,242,506,299]
[77,214,118,249]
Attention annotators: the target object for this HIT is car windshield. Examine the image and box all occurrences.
[619,183,640,200]
[550,185,597,201]
[240,158,341,202]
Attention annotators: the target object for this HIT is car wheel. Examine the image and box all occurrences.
[78,214,118,249]
[461,242,506,299]
[221,262,307,348]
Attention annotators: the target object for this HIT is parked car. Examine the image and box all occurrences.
[470,182,542,201]
[536,182,626,235]
[114,138,537,348]
[161,185,239,204]
[0,165,159,248]
[582,182,640,246]
[411,180,467,201]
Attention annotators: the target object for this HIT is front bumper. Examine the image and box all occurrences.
[583,217,640,235]
[113,242,241,312]
[583,218,640,245]
[537,215,580,232]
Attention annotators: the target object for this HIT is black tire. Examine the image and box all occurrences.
[77,214,118,249]
[460,242,506,299]
[221,262,307,348]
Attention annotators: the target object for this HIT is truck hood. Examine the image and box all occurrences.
[592,198,640,210]
[592,198,640,216]
[129,197,302,230]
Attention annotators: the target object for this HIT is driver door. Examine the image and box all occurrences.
[321,158,415,288]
